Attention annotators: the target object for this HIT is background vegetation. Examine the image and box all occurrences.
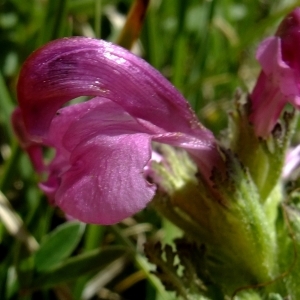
[1,0,300,299]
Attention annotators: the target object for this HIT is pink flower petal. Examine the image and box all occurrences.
[249,8,300,137]
[18,37,211,142]
[56,133,154,224]
[42,98,155,224]
[256,37,299,96]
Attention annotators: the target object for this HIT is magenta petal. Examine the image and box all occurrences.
[56,133,155,224]
[249,8,300,137]
[42,98,221,223]
[249,37,298,136]
[40,98,156,224]
[256,37,299,96]
[47,97,153,151]
[18,37,210,142]
[249,72,287,137]
[256,38,282,75]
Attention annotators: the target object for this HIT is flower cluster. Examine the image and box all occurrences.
[12,6,300,299]
[13,8,300,225]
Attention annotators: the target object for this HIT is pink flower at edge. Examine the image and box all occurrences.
[249,7,300,137]
[13,37,223,225]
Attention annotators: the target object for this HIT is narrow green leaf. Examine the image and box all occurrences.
[68,0,95,14]
[36,0,69,47]
[35,221,85,272]
[27,246,128,289]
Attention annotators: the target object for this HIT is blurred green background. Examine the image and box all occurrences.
[0,0,300,299]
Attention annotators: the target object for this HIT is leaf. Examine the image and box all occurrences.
[25,246,128,289]
[35,221,85,271]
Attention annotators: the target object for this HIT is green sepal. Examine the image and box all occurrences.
[276,193,300,299]
[202,149,279,293]
[151,145,281,295]
[227,93,297,201]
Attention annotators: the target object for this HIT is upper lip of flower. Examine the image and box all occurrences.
[13,37,221,224]
[18,37,208,140]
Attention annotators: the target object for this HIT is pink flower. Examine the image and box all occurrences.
[249,8,300,137]
[13,37,222,224]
